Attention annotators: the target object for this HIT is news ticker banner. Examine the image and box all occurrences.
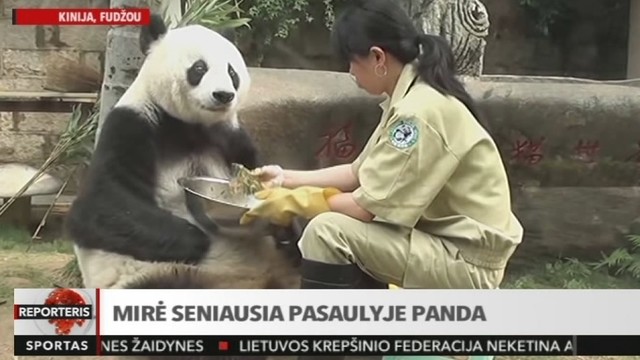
[11,8,150,25]
[13,288,640,356]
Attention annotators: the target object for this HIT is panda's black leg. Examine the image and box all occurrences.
[269,217,306,267]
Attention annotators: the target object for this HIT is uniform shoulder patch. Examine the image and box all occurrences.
[388,118,419,149]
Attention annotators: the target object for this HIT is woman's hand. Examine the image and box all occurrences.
[251,165,285,188]
[251,163,359,192]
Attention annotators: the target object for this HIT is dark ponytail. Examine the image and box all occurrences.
[331,0,483,123]
[415,34,482,121]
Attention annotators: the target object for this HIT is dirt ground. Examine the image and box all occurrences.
[1,250,639,360]
[0,249,94,360]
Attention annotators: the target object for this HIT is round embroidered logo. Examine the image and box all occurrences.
[389,119,419,149]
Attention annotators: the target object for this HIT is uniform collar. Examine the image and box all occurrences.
[378,60,419,112]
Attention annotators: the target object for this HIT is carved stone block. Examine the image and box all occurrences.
[399,0,490,77]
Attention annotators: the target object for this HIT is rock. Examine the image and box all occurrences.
[0,163,62,197]
[238,67,640,261]
[467,80,640,187]
[239,68,382,170]
[511,186,640,262]
[399,0,491,77]
[0,163,63,229]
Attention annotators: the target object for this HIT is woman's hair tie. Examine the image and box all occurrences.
[415,33,426,54]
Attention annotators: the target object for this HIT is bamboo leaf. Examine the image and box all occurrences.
[176,0,251,29]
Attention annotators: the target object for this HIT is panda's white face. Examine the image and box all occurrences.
[126,23,251,126]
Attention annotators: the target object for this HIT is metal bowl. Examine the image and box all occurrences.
[177,176,270,237]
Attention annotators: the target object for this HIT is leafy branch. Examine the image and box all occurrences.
[0,102,99,221]
[237,0,345,65]
[166,0,251,30]
[591,234,640,281]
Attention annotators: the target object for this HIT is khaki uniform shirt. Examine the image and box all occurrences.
[351,61,524,270]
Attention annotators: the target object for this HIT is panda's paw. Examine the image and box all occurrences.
[181,225,212,260]
[150,222,211,264]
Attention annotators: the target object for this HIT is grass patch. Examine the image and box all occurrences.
[0,224,639,292]
[0,265,55,299]
[503,258,640,289]
[503,235,640,289]
[0,224,74,254]
[0,224,78,300]
[57,256,83,288]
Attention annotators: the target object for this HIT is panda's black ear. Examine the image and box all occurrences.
[140,13,168,55]
[216,27,236,44]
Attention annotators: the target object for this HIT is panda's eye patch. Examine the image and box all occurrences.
[187,60,208,86]
[228,64,240,90]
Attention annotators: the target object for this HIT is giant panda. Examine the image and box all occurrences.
[65,13,301,292]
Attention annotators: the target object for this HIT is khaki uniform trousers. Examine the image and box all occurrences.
[297,212,505,289]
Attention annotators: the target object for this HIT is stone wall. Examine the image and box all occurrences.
[0,0,631,173]
[0,0,108,91]
[0,0,107,182]
[483,0,630,79]
[247,0,631,80]
[1,0,625,82]
[239,68,640,264]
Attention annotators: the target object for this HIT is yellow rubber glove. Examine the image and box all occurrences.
[239,186,342,227]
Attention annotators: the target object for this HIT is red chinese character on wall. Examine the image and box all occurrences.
[316,122,357,161]
[574,139,600,163]
[511,136,545,165]
[625,141,640,163]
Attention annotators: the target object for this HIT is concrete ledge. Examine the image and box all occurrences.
[239,68,640,261]
[241,68,640,186]
[240,68,382,170]
[512,186,640,261]
[479,74,640,87]
[470,80,640,187]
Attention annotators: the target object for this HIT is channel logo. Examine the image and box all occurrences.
[14,288,97,336]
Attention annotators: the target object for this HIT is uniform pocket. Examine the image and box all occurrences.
[358,143,413,202]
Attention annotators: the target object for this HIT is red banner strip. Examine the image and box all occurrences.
[12,8,151,25]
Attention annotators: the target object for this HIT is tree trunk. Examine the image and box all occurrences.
[628,0,640,79]
[95,0,165,145]
[396,0,491,77]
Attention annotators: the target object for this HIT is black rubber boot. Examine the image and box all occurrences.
[298,260,385,360]
[359,272,389,289]
[299,259,388,289]
[299,259,365,289]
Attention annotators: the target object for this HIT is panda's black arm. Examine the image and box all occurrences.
[66,190,210,264]
[207,121,260,170]
[228,125,260,169]
[65,109,210,264]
